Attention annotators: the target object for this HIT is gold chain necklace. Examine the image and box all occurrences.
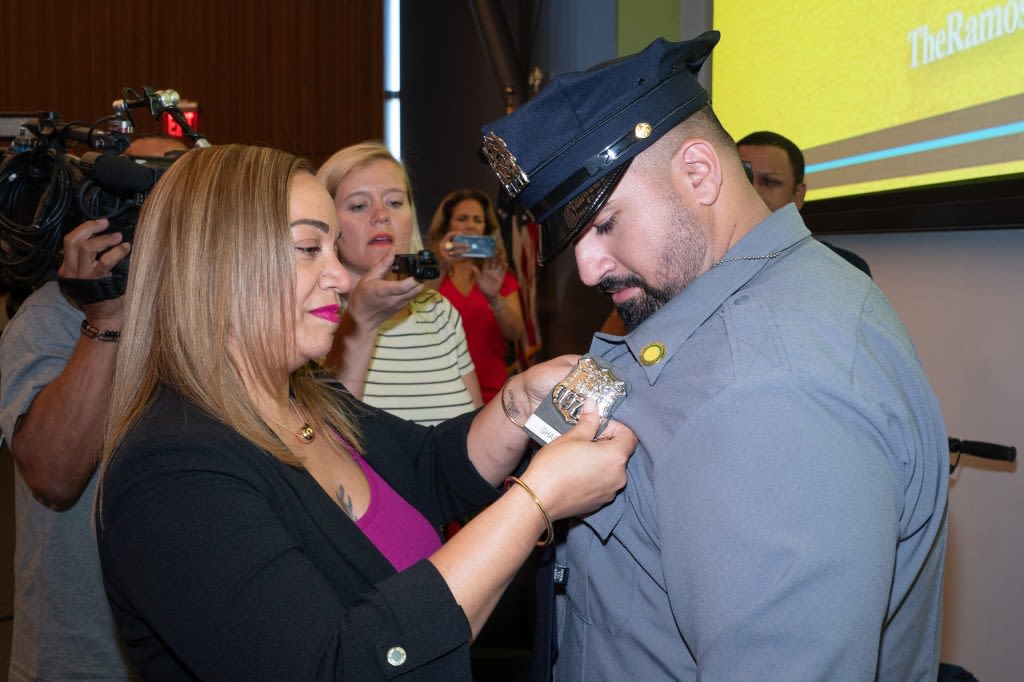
[267,400,316,444]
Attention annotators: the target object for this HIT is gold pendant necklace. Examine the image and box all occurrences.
[268,400,316,444]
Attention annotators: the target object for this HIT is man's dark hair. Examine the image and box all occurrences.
[737,130,805,185]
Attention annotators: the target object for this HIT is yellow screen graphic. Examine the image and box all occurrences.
[712,0,1024,199]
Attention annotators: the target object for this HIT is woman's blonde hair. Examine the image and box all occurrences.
[316,141,423,250]
[426,188,507,263]
[102,144,361,470]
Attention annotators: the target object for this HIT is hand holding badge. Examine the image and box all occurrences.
[524,354,629,445]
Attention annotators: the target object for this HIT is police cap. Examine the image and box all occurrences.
[481,31,720,265]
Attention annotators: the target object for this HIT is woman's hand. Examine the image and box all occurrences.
[503,355,579,419]
[467,354,578,483]
[432,399,634,639]
[476,257,506,301]
[436,230,470,267]
[325,248,423,397]
[520,400,636,521]
[344,247,423,330]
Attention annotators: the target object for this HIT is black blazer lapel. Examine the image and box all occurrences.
[277,464,397,583]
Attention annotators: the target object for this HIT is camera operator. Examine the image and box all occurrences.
[0,135,185,680]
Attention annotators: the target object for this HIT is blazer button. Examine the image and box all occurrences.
[386,646,408,667]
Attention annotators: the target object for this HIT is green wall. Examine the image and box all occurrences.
[617,0,680,55]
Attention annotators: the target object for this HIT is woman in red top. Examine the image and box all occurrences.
[427,189,525,402]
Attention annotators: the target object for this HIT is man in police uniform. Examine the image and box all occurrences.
[483,32,948,680]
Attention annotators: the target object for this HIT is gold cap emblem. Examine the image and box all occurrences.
[634,122,653,139]
[481,132,529,197]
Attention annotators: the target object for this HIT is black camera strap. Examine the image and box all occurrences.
[58,273,126,305]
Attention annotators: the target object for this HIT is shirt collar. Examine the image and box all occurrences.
[592,205,812,385]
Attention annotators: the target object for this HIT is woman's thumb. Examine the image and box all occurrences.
[570,398,603,438]
[369,247,397,278]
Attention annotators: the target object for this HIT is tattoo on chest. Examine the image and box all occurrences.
[337,484,355,519]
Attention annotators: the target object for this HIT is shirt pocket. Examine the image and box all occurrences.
[564,527,637,636]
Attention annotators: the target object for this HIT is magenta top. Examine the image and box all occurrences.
[351,453,443,571]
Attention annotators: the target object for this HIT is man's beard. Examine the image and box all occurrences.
[598,202,709,332]
[599,276,675,331]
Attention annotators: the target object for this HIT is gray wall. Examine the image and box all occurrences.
[827,229,1023,680]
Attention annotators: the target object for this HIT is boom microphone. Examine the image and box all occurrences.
[81,152,162,194]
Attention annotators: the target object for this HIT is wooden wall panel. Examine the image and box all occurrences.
[0,0,382,166]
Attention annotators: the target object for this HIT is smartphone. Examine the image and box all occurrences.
[452,234,495,258]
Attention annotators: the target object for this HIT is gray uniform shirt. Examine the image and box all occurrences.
[554,206,948,681]
[0,281,136,680]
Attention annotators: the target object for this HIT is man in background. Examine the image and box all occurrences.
[738,130,872,277]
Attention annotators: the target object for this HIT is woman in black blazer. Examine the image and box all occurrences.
[96,144,635,680]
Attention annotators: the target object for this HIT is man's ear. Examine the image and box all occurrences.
[793,181,807,210]
[670,139,722,206]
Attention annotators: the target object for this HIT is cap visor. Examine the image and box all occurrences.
[538,160,630,266]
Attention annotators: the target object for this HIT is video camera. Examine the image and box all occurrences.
[0,86,209,301]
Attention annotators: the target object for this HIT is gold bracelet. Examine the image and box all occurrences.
[504,476,554,547]
[500,380,526,430]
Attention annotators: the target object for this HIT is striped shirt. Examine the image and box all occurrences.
[362,290,477,426]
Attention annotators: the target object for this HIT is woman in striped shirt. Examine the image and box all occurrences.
[318,142,482,426]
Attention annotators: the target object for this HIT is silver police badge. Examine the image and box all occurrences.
[481,132,529,197]
[524,355,629,445]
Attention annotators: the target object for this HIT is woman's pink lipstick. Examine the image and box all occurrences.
[310,304,341,324]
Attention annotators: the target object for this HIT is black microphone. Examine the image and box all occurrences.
[82,152,160,194]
